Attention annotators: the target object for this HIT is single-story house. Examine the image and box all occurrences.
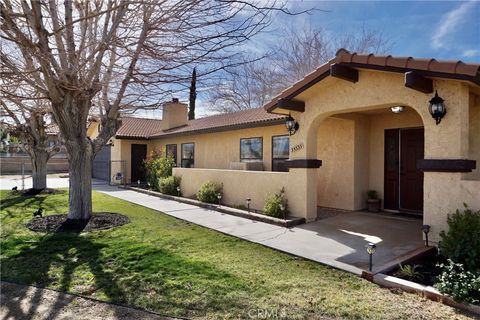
[94,49,480,242]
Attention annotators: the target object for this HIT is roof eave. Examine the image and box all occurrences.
[265,63,480,113]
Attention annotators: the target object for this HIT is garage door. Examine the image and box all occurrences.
[93,145,111,181]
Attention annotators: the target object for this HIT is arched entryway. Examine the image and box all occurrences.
[311,105,425,217]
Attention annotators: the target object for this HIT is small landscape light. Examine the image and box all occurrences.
[137,180,141,186]
[246,198,251,212]
[428,91,447,125]
[365,242,377,272]
[176,186,181,196]
[217,193,222,205]
[422,224,431,247]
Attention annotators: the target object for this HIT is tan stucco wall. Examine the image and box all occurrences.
[316,117,355,210]
[467,93,480,180]
[173,168,289,213]
[153,125,288,171]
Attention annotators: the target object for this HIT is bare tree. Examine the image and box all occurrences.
[0,84,61,190]
[1,0,299,224]
[208,25,391,112]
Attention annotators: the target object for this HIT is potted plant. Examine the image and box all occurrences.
[367,190,381,212]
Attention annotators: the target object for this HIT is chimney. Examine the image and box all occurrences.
[162,98,188,130]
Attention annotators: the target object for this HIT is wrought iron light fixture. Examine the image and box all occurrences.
[422,224,431,247]
[285,113,299,136]
[429,91,447,125]
[390,105,405,114]
[365,243,377,272]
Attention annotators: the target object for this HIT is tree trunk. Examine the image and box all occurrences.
[31,149,48,190]
[66,142,93,222]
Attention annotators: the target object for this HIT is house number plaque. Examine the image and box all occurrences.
[290,143,304,153]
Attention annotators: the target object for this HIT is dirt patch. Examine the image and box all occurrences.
[26,213,130,233]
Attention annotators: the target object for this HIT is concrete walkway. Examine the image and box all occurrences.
[94,184,424,275]
[0,281,173,320]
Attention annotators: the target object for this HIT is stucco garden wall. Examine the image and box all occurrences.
[153,124,288,171]
[173,168,291,214]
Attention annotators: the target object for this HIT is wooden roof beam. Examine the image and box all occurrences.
[405,71,433,93]
[330,64,359,83]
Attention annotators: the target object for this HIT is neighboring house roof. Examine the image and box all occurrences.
[116,117,163,139]
[116,107,286,140]
[264,48,480,112]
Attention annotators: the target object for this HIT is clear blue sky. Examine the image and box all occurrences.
[272,1,479,62]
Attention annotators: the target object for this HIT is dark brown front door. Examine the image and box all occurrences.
[384,128,424,213]
[131,144,147,183]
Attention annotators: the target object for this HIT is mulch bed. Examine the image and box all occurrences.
[26,213,130,233]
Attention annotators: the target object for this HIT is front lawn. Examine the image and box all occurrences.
[0,190,473,319]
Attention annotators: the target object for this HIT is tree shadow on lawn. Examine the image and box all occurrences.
[1,231,255,318]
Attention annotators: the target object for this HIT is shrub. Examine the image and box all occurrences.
[439,204,480,272]
[435,259,480,304]
[263,187,288,218]
[396,264,423,282]
[196,181,222,204]
[159,176,181,196]
[144,150,175,190]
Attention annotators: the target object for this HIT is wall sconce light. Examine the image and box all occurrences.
[366,242,377,272]
[390,105,405,114]
[422,224,431,247]
[285,113,299,136]
[429,91,447,125]
[246,198,251,212]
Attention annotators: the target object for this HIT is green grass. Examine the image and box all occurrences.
[0,190,472,319]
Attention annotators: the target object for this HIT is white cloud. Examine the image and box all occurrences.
[432,1,476,49]
[462,49,480,57]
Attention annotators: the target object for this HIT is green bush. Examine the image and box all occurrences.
[159,175,181,196]
[196,181,222,204]
[439,204,480,272]
[144,150,175,190]
[435,259,480,304]
[263,187,288,218]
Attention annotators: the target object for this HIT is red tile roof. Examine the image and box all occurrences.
[264,49,480,112]
[116,107,286,140]
[116,117,163,139]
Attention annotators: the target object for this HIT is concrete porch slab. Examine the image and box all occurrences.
[93,184,424,276]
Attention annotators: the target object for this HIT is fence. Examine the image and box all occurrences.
[0,157,68,175]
